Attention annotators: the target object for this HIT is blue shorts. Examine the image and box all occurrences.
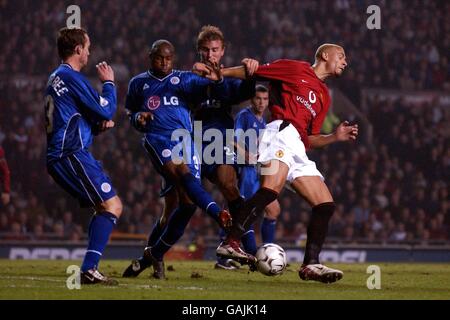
[238,165,260,200]
[199,127,237,181]
[47,149,117,208]
[143,133,201,197]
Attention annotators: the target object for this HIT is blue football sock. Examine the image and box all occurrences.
[219,228,227,242]
[241,228,257,255]
[261,218,277,244]
[147,218,165,247]
[81,211,117,272]
[181,173,221,223]
[151,203,197,261]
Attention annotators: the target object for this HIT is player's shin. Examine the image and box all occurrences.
[229,188,279,240]
[261,218,277,244]
[180,173,222,223]
[241,228,257,255]
[303,202,335,265]
[228,196,245,219]
[151,203,197,260]
[81,211,118,272]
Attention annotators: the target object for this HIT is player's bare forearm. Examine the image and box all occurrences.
[222,66,248,79]
[308,133,338,149]
[309,121,358,148]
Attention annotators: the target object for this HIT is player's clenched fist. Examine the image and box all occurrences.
[96,61,114,82]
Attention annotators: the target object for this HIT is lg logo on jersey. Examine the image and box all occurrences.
[147,96,179,110]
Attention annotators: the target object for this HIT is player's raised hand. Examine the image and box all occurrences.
[335,121,359,141]
[96,61,114,82]
[193,62,212,76]
[241,58,259,76]
[192,62,222,81]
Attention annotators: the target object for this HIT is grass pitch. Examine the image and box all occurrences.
[0,259,449,300]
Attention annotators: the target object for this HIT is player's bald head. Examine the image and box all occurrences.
[314,44,345,63]
[149,39,175,57]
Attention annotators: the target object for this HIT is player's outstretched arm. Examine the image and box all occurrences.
[308,121,358,148]
[241,58,259,76]
[222,65,247,80]
[193,62,248,80]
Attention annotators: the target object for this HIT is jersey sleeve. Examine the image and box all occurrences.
[212,78,256,105]
[254,59,301,85]
[69,75,117,121]
[180,72,214,105]
[124,78,146,132]
[181,72,253,106]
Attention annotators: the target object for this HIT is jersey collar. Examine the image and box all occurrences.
[147,70,174,82]
[60,63,73,70]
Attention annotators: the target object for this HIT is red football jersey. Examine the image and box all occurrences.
[255,59,331,149]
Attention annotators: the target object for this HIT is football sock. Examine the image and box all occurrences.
[147,207,176,248]
[261,218,277,244]
[241,228,257,255]
[303,202,335,265]
[228,196,245,218]
[81,211,117,272]
[151,203,197,261]
[181,173,221,223]
[133,218,168,269]
[229,188,278,239]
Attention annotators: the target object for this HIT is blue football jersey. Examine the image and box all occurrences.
[45,63,117,162]
[195,78,255,131]
[126,70,222,134]
[235,106,266,158]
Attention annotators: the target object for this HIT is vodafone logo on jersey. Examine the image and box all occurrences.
[147,96,161,110]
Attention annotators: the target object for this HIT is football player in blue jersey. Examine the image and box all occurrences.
[234,85,281,260]
[194,26,262,269]
[122,39,242,279]
[45,28,121,285]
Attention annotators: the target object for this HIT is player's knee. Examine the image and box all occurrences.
[101,196,123,217]
[265,203,281,220]
[312,201,335,218]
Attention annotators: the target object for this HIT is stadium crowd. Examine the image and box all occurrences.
[0,0,448,244]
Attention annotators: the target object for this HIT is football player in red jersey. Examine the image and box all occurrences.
[195,43,358,283]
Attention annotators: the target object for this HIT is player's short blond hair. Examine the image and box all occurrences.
[314,43,344,62]
[197,25,225,50]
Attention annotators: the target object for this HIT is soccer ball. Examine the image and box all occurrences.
[255,243,287,276]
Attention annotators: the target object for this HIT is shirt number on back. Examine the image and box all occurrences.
[45,95,55,134]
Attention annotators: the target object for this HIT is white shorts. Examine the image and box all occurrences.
[258,120,324,183]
